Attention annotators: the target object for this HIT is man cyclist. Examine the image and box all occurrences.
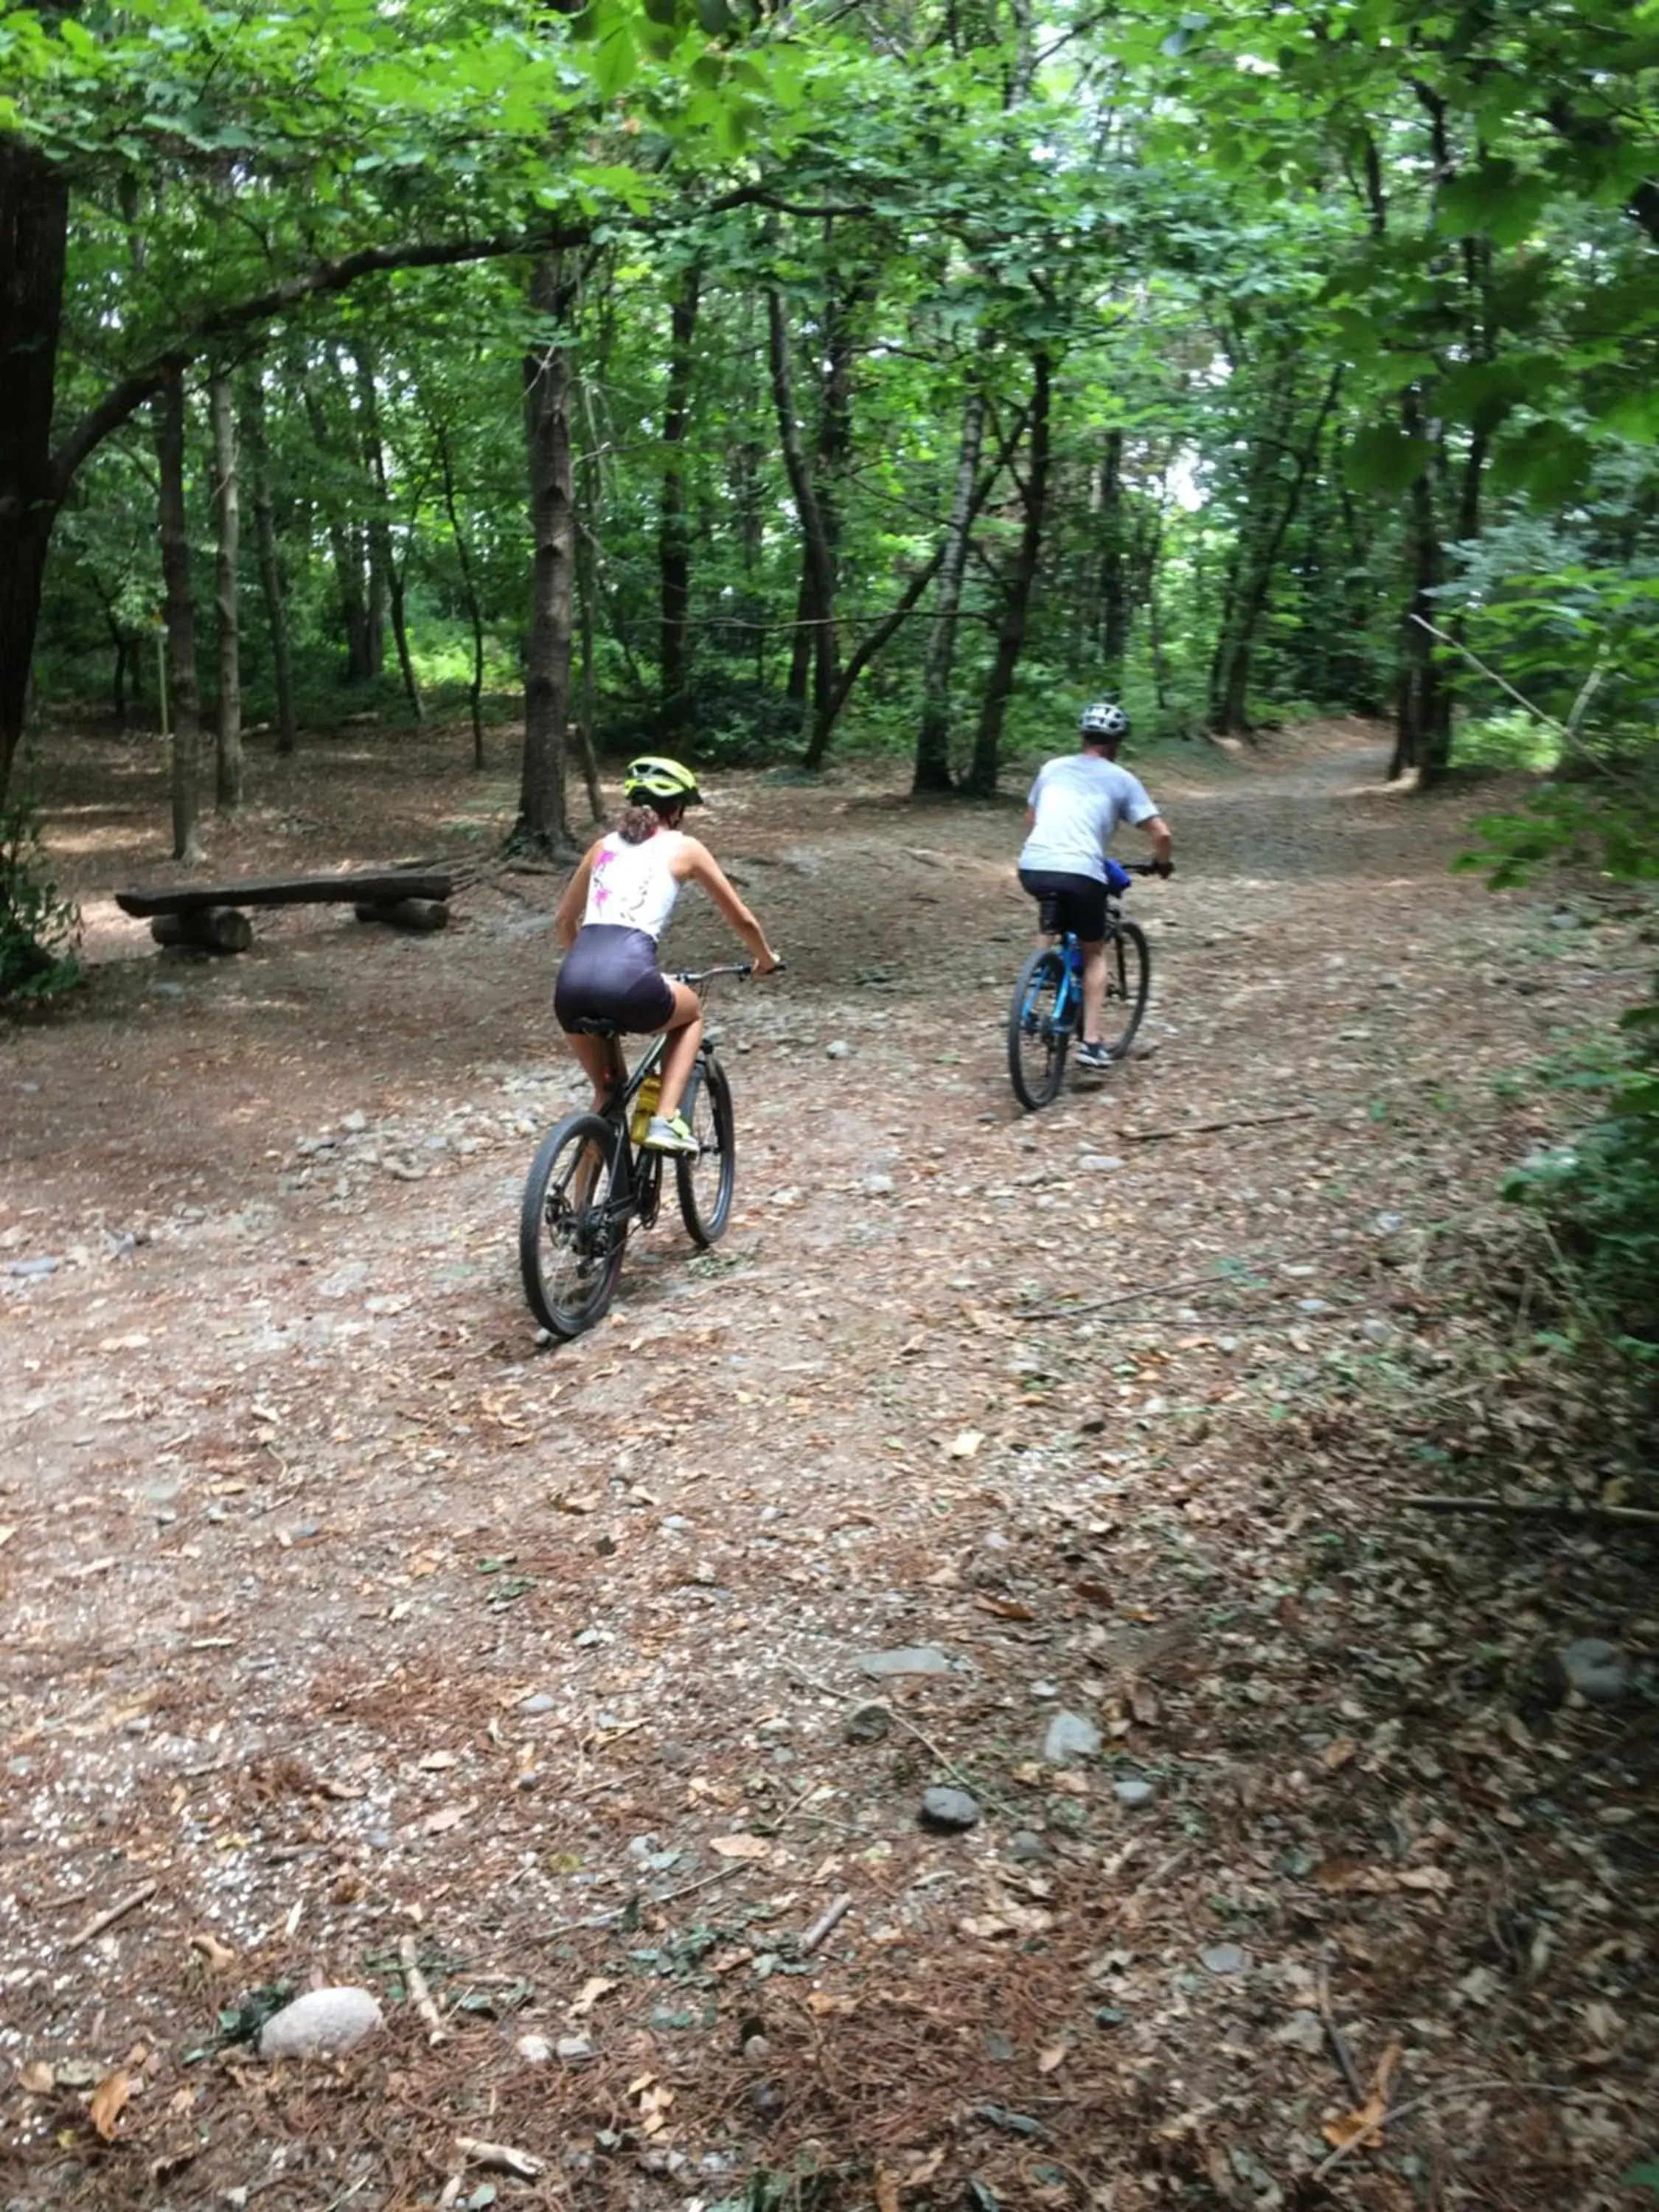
[1018,701,1172,1071]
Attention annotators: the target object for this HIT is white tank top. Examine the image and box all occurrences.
[582,829,686,942]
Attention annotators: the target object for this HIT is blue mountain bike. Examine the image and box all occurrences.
[1006,864,1155,1111]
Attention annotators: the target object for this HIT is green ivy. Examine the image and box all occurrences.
[0,790,82,1006]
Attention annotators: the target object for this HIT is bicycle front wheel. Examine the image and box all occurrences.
[675,1057,736,1246]
[1008,946,1071,1111]
[519,1112,628,1338]
[1097,921,1151,1059]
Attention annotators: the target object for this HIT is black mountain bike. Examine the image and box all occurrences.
[519,963,773,1340]
[1006,863,1160,1111]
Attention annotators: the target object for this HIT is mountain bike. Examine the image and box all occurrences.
[1006,864,1160,1112]
[519,963,775,1339]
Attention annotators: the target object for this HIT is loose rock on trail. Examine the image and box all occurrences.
[1,718,1652,2209]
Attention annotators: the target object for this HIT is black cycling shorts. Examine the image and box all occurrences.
[554,925,675,1033]
[1018,867,1107,942]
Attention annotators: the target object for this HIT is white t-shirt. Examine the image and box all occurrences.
[1018,754,1158,883]
[582,829,686,941]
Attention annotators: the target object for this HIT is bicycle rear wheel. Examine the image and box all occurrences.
[1097,921,1150,1060]
[675,1057,736,1246]
[519,1112,628,1338]
[1008,947,1071,1111]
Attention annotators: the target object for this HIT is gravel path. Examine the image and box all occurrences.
[1,718,1651,2210]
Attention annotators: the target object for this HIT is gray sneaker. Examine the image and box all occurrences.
[1074,1040,1113,1071]
[642,1111,700,1156]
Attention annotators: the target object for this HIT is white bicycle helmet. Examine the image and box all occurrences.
[1079,700,1130,741]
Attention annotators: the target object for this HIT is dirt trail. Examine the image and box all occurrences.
[1,720,1652,2209]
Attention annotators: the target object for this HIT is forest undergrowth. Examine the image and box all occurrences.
[1,717,1654,2212]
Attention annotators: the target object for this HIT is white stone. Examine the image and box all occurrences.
[258,1987,383,2060]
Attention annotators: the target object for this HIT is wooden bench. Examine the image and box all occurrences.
[116,869,454,954]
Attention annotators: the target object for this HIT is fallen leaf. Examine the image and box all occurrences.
[709,1834,771,1860]
[947,1430,983,1459]
[418,1750,459,1772]
[975,1595,1036,1622]
[907,2146,947,2185]
[554,1492,602,1514]
[88,2070,131,2141]
[189,1931,236,1971]
[421,1803,468,1836]
[21,2062,55,2095]
[1322,1738,1360,1770]
[1322,2039,1403,2154]
[1127,1679,1160,1727]
[1037,2043,1068,2074]
[1397,1865,1452,1893]
[806,1991,858,2017]
[1074,1579,1113,1608]
[1312,1858,1376,1893]
[875,2171,900,2212]
[568,1976,616,2017]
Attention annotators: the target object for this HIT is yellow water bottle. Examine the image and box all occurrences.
[629,1071,662,1144]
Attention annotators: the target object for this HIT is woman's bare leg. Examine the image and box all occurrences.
[566,1031,621,1112]
[655,981,704,1119]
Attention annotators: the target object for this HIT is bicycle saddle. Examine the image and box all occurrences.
[568,1015,622,1037]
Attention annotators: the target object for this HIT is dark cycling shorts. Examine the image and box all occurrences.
[554,925,675,1033]
[1018,868,1107,942]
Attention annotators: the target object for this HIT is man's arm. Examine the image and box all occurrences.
[1139,813,1173,872]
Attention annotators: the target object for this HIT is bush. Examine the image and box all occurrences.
[1505,995,1659,1372]
[0,789,81,1005]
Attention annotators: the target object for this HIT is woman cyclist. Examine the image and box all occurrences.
[554,757,782,1155]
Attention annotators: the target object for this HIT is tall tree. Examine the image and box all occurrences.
[518,253,576,852]
[208,368,243,812]
[152,369,205,863]
[658,261,700,740]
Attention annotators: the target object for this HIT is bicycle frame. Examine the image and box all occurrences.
[585,963,752,1229]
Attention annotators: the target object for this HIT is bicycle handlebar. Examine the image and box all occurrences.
[676,959,789,986]
[1120,860,1174,879]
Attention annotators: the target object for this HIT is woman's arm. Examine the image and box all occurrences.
[555,846,598,949]
[680,839,782,971]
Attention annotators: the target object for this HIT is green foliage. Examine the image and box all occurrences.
[1504,995,1659,1372]
[0,789,83,1006]
[1452,709,1562,776]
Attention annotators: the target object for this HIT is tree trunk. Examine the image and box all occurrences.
[242,372,298,756]
[1211,366,1341,734]
[303,381,373,684]
[208,370,243,813]
[353,343,422,722]
[434,418,487,771]
[1391,385,1449,782]
[809,278,858,745]
[914,381,987,794]
[766,289,841,771]
[965,351,1051,798]
[518,254,574,852]
[0,135,69,813]
[658,262,699,740]
[153,369,205,863]
[1099,428,1127,685]
[576,436,605,823]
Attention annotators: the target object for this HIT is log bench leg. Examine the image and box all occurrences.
[353,898,450,932]
[150,908,254,954]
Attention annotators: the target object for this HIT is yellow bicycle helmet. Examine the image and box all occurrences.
[624,755,703,807]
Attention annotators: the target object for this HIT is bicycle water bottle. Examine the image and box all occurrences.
[629,1072,662,1143]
